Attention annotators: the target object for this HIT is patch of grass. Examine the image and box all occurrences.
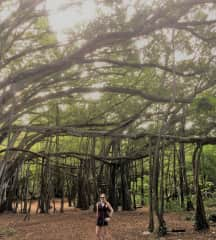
[0,227,16,237]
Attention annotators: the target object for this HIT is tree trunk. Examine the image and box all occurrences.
[194,145,209,231]
[172,144,178,200]
[159,142,165,221]
[120,162,132,210]
[132,161,137,209]
[141,158,145,206]
[60,161,65,213]
[153,137,167,236]
[195,186,209,231]
[23,161,30,214]
[178,143,185,209]
[148,139,154,232]
[77,158,90,210]
[109,164,117,211]
[165,153,171,202]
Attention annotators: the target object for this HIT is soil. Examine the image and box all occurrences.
[0,201,216,240]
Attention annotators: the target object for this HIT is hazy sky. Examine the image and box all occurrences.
[45,0,140,42]
[46,0,97,42]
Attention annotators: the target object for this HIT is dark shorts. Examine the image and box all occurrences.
[96,218,108,226]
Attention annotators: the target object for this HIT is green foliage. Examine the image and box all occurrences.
[205,196,216,208]
[193,96,216,113]
[1,0,216,222]
[165,200,184,212]
[202,145,216,185]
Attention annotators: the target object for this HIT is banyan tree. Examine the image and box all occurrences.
[0,0,216,236]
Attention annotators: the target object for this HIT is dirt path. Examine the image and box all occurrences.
[0,207,216,240]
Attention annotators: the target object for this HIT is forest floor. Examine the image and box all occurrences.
[0,201,216,240]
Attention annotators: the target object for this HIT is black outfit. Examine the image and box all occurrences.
[96,202,109,226]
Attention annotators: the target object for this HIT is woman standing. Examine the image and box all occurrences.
[96,193,114,240]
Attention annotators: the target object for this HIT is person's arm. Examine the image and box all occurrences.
[107,202,114,217]
[96,202,99,218]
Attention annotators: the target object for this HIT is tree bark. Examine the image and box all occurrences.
[120,162,132,211]
[153,137,167,236]
[194,145,209,231]
[148,139,154,232]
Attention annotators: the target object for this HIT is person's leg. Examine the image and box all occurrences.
[96,226,102,240]
[100,227,105,240]
[103,226,108,240]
